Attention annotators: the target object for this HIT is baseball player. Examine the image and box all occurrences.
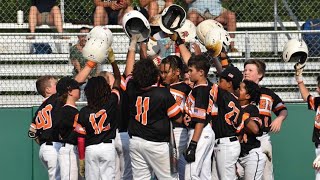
[184,55,215,180]
[126,59,182,180]
[243,59,287,180]
[208,66,244,180]
[56,77,83,180]
[237,80,267,180]
[28,75,63,180]
[160,55,192,179]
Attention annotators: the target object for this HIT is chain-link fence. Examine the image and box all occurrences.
[0,0,319,106]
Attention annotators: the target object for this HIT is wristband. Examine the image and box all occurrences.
[86,61,97,68]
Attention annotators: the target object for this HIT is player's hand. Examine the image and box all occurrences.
[128,34,140,51]
[192,43,201,55]
[294,62,305,83]
[270,118,283,133]
[313,155,320,170]
[79,159,85,177]
[169,32,184,46]
[184,140,197,163]
[107,47,115,64]
[315,115,320,123]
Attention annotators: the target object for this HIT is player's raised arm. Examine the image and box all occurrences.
[124,34,139,77]
[108,48,121,90]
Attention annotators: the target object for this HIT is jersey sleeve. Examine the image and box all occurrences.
[308,95,320,111]
[74,109,86,136]
[192,86,210,123]
[165,90,181,120]
[271,91,287,116]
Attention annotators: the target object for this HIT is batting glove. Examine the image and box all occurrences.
[79,159,85,177]
[313,155,320,170]
[294,62,305,83]
[128,34,139,51]
[184,140,197,163]
[107,47,115,64]
[170,32,184,46]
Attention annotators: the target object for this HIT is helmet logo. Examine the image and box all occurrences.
[181,31,189,38]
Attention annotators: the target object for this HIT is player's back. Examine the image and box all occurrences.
[127,81,180,142]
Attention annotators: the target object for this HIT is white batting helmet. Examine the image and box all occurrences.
[282,39,308,64]
[86,26,113,48]
[196,19,224,45]
[82,38,108,63]
[175,19,196,42]
[122,10,151,42]
[204,27,231,57]
[159,4,186,35]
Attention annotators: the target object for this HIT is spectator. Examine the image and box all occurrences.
[139,0,173,20]
[185,0,237,51]
[93,0,130,25]
[28,0,64,39]
[70,26,99,78]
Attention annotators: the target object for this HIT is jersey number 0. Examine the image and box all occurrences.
[135,96,150,125]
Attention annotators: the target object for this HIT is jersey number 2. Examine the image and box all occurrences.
[135,96,150,125]
[89,110,110,134]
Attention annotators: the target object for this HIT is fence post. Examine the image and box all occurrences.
[245,31,250,61]
[273,0,279,55]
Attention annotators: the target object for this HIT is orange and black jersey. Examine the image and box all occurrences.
[126,80,181,142]
[30,94,63,144]
[117,75,130,132]
[258,87,286,133]
[57,104,79,145]
[240,104,263,157]
[207,84,243,139]
[75,89,120,147]
[185,81,212,128]
[307,95,320,146]
[170,82,192,128]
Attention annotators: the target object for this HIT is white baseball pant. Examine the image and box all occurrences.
[115,131,132,180]
[58,143,82,180]
[129,136,178,180]
[39,142,62,180]
[85,142,116,180]
[257,133,273,180]
[185,124,215,180]
[212,136,241,180]
[173,127,189,180]
[315,146,320,180]
[238,147,267,180]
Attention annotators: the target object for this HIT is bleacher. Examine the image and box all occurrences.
[0,21,319,106]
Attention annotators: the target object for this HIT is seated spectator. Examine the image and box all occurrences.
[139,0,173,19]
[70,27,99,78]
[185,0,237,51]
[28,0,64,39]
[93,0,130,25]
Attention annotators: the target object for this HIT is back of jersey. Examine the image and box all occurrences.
[127,81,181,142]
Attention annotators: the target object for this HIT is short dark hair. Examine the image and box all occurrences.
[80,26,91,32]
[85,76,111,111]
[36,75,57,97]
[161,55,183,71]
[188,55,210,76]
[133,58,160,88]
[243,79,261,105]
[244,59,266,81]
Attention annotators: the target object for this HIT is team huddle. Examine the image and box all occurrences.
[28,4,320,180]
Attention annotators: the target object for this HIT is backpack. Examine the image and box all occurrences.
[31,43,52,54]
[301,19,320,56]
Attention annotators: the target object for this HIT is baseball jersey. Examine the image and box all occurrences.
[258,87,287,133]
[307,95,320,146]
[207,84,243,139]
[58,104,79,145]
[126,80,181,142]
[240,104,263,157]
[75,89,120,147]
[30,94,63,144]
[184,81,212,128]
[117,75,130,132]
[170,81,192,128]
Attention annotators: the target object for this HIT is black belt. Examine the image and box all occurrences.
[103,139,112,143]
[217,136,238,144]
[40,141,53,146]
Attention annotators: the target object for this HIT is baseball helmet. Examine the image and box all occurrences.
[282,39,308,64]
[175,19,196,42]
[86,26,113,48]
[122,10,151,42]
[204,27,231,57]
[82,38,108,63]
[196,19,224,45]
[159,4,186,35]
